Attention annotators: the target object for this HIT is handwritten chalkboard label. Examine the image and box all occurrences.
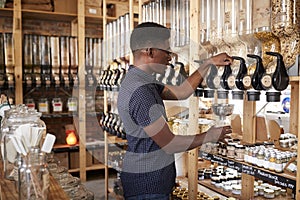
[198,151,296,190]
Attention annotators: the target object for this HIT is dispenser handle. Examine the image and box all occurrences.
[233,56,247,90]
[247,54,265,90]
[266,51,289,91]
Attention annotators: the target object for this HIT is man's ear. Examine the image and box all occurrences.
[146,48,154,58]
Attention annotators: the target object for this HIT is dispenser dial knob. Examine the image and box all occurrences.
[242,75,252,89]
[261,74,272,89]
[227,75,236,89]
[213,76,221,88]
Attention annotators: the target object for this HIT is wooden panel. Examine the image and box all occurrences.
[13,0,23,104]
[296,80,300,200]
[256,116,268,142]
[241,97,256,199]
[188,0,200,199]
[77,0,87,182]
[289,81,299,135]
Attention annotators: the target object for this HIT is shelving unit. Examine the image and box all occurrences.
[1,0,113,182]
[4,0,299,199]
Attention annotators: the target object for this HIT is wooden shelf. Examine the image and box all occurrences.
[289,76,300,82]
[53,140,105,152]
[107,135,127,144]
[0,8,13,18]
[198,179,292,200]
[0,8,116,24]
[199,151,296,190]
[22,9,77,22]
[86,15,117,24]
[198,180,242,199]
[68,163,106,173]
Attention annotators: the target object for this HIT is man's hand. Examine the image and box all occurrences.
[204,125,232,143]
[208,53,233,66]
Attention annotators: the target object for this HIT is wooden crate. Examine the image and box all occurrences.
[69,151,93,169]
[54,0,77,14]
[92,148,105,164]
[53,152,69,169]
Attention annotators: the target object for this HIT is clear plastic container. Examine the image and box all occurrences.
[199,0,217,58]
[271,0,299,68]
[253,0,280,69]
[209,0,231,53]
[223,0,247,57]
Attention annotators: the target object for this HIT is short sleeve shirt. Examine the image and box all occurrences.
[117,65,176,197]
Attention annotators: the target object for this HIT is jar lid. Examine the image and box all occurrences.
[232,184,242,190]
[235,144,245,149]
[264,188,274,194]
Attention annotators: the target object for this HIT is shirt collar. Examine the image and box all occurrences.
[129,65,156,83]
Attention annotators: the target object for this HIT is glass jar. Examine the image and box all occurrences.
[67,97,78,112]
[257,150,264,167]
[274,154,283,173]
[18,151,49,200]
[38,98,49,114]
[252,148,258,166]
[232,184,241,195]
[264,188,275,199]
[25,98,35,110]
[269,153,276,171]
[263,151,270,169]
[95,95,104,112]
[235,145,245,161]
[226,143,235,158]
[86,95,95,112]
[52,97,63,113]
[1,105,46,180]
[247,147,254,164]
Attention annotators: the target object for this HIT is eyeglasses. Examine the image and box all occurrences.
[153,48,174,56]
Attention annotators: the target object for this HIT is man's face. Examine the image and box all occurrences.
[149,40,174,74]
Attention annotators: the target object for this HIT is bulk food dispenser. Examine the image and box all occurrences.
[253,0,280,69]
[60,36,70,88]
[271,0,300,68]
[32,35,41,88]
[41,35,52,87]
[3,33,15,90]
[197,0,218,98]
[23,34,33,89]
[238,0,261,56]
[0,34,5,89]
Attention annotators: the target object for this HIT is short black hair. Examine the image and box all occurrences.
[130,22,170,52]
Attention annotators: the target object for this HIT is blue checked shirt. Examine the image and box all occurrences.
[117,65,176,197]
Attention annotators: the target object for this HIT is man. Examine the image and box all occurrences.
[117,22,233,200]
